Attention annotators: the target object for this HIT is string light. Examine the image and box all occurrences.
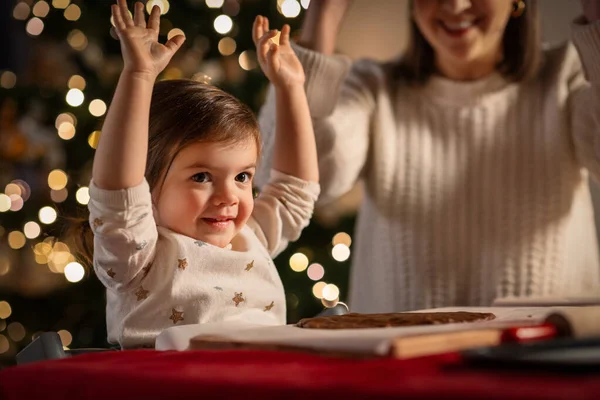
[332,232,352,247]
[0,302,12,319]
[33,1,50,18]
[67,29,88,51]
[0,71,17,89]
[289,252,309,272]
[88,131,101,149]
[64,262,84,283]
[24,222,41,240]
[26,18,44,36]
[7,323,26,342]
[238,50,257,71]
[68,75,86,90]
[57,122,76,140]
[206,0,225,8]
[55,113,77,129]
[0,195,10,212]
[9,195,23,212]
[50,188,68,203]
[332,243,351,262]
[311,282,326,299]
[88,99,107,117]
[218,37,236,56]
[280,0,301,18]
[307,263,324,281]
[322,283,340,301]
[39,206,58,225]
[146,0,170,15]
[8,232,26,250]
[75,187,90,205]
[52,0,70,9]
[64,4,81,21]
[13,3,30,20]
[57,330,73,346]
[48,170,68,191]
[213,14,233,34]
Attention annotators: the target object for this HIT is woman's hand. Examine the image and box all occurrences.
[253,16,305,88]
[581,0,600,22]
[111,0,185,79]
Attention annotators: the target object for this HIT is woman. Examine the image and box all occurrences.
[257,0,600,312]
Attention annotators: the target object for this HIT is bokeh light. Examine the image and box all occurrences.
[66,88,84,107]
[64,262,85,283]
[24,222,41,239]
[75,187,90,205]
[0,195,10,212]
[0,71,17,89]
[206,0,225,8]
[33,1,51,17]
[68,75,86,90]
[311,282,327,299]
[57,330,73,346]
[64,3,81,21]
[289,252,309,272]
[146,0,170,15]
[307,263,325,281]
[26,17,45,36]
[88,131,101,149]
[322,283,340,301]
[280,0,301,18]
[88,99,107,117]
[218,37,236,56]
[57,122,76,140]
[332,243,351,262]
[39,206,58,224]
[332,232,352,247]
[238,50,257,71]
[8,232,26,250]
[7,323,26,342]
[52,0,70,9]
[13,3,30,20]
[0,301,12,319]
[48,170,68,191]
[213,14,233,34]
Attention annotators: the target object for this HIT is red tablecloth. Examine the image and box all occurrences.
[0,349,598,400]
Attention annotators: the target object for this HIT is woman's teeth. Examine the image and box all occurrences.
[444,20,475,31]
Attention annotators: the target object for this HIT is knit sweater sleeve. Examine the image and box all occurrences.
[569,19,600,179]
[256,44,379,205]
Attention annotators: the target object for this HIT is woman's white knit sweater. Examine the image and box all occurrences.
[257,20,600,312]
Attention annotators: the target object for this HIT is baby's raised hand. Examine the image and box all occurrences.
[112,0,185,78]
[253,16,305,88]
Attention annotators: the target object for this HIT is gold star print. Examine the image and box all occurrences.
[135,286,149,301]
[106,268,116,278]
[233,292,245,307]
[169,308,184,324]
[177,258,188,270]
[93,218,104,228]
[264,301,274,312]
[245,260,254,271]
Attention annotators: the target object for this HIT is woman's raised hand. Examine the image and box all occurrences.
[253,16,305,88]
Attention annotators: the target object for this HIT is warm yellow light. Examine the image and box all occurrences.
[0,257,9,276]
[68,75,86,90]
[48,169,68,190]
[0,302,12,319]
[0,335,9,354]
[66,88,84,107]
[34,242,53,256]
[7,323,26,342]
[50,188,68,203]
[146,0,170,15]
[75,187,90,205]
[67,29,88,51]
[332,243,351,262]
[64,262,84,283]
[39,206,58,224]
[64,3,81,21]
[206,0,224,7]
[88,131,101,149]
[289,252,309,272]
[311,281,327,299]
[57,121,76,140]
[13,2,30,20]
[0,71,17,89]
[213,14,233,34]
[57,330,73,346]
[33,1,50,17]
[4,183,21,197]
[281,0,301,18]
[24,222,41,239]
[0,194,10,212]
[167,28,185,41]
[26,17,44,36]
[301,0,310,9]
[8,232,26,250]
[88,99,107,117]
[332,232,352,247]
[322,283,340,301]
[307,263,325,281]
[55,113,76,129]
[238,50,257,71]
[218,37,236,56]
[52,0,70,9]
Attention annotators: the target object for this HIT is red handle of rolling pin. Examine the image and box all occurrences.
[500,323,559,343]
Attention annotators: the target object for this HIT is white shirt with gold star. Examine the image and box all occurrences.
[88,170,320,349]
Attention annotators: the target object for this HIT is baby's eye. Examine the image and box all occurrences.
[191,172,210,183]
[235,172,252,183]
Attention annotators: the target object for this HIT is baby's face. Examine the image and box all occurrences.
[153,139,257,248]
